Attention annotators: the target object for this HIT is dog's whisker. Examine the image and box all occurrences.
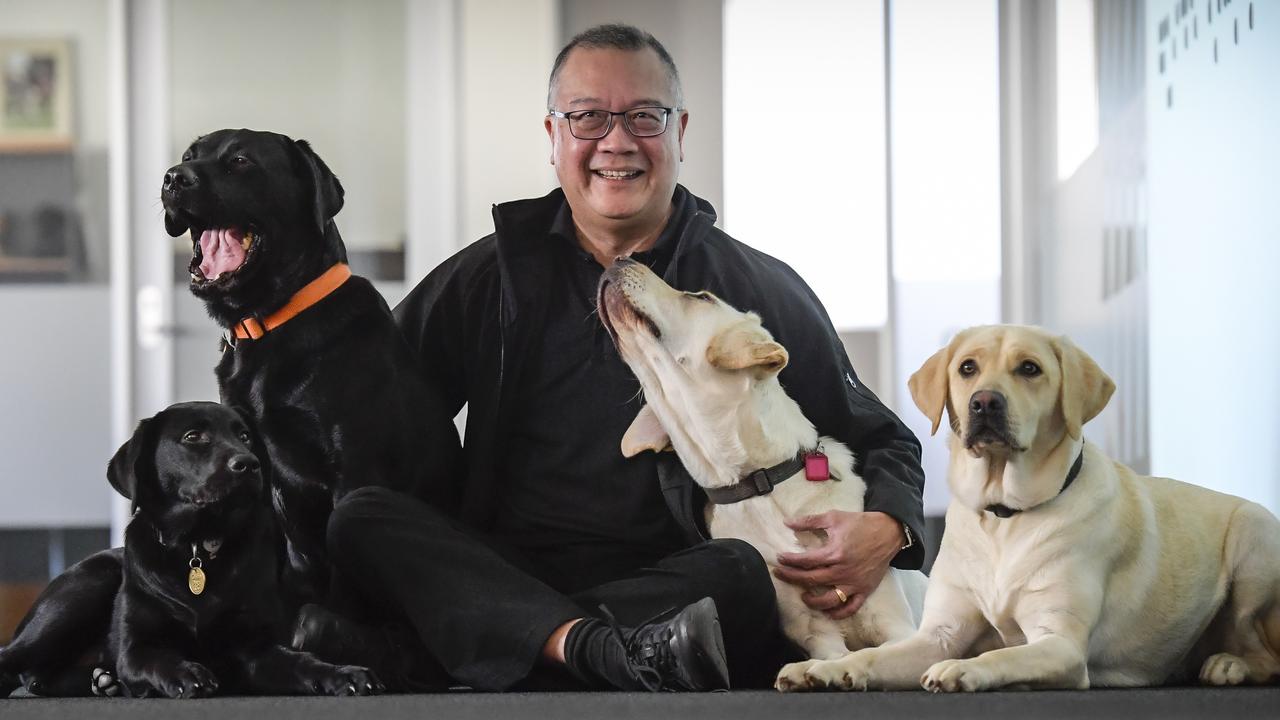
[623,386,644,406]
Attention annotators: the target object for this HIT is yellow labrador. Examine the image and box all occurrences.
[597,258,925,665]
[780,325,1280,692]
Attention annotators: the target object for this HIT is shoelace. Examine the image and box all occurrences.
[599,604,680,692]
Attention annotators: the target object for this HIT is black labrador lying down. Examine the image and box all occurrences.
[0,402,380,697]
[159,129,464,614]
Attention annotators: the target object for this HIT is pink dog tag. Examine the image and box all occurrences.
[804,452,829,482]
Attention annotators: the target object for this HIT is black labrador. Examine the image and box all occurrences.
[158,129,463,612]
[0,402,381,697]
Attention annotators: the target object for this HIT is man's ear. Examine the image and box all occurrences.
[545,115,556,165]
[706,319,788,376]
[1053,336,1115,440]
[622,404,671,457]
[908,342,953,436]
[107,415,160,512]
[677,111,688,162]
[293,139,345,236]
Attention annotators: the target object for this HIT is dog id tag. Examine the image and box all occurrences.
[188,545,206,596]
[804,452,830,482]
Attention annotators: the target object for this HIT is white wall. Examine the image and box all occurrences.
[0,288,113,526]
[170,0,407,253]
[1146,0,1279,513]
[457,0,559,247]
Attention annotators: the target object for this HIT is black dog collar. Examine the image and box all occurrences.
[704,451,813,505]
[985,447,1085,518]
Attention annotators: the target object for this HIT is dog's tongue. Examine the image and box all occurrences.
[198,228,246,280]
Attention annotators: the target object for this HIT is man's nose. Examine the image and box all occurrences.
[596,116,639,151]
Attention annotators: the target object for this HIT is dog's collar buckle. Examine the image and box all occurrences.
[748,469,774,496]
[704,449,814,505]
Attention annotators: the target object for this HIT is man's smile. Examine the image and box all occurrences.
[593,168,645,180]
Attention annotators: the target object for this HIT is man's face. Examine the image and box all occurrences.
[545,46,688,236]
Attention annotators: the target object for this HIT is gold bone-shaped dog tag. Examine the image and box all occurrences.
[188,558,206,596]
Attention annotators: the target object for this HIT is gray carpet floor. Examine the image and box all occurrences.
[4,688,1280,720]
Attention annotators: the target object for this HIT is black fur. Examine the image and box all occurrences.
[0,403,382,697]
[160,129,463,608]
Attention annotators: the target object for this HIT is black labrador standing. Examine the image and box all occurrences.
[158,129,464,613]
[0,402,381,697]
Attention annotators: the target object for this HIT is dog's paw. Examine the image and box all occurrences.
[921,659,991,693]
[1199,653,1248,686]
[775,660,821,692]
[91,667,122,697]
[152,661,220,699]
[310,665,383,696]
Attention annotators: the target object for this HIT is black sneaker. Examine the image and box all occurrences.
[602,597,730,692]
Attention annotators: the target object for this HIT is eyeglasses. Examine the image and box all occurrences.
[548,106,680,140]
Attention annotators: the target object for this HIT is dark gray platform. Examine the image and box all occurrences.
[4,688,1280,720]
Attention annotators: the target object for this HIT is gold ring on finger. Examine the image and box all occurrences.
[833,587,849,604]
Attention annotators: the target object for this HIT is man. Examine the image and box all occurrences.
[316,24,926,692]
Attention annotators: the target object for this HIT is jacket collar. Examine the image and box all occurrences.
[490,185,718,325]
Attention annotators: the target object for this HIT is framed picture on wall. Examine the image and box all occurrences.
[0,38,74,153]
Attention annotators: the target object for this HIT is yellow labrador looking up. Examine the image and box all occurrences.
[597,258,926,666]
[780,324,1280,692]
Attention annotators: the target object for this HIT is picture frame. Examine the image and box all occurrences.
[0,38,74,153]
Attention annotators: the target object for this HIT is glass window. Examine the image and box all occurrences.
[723,0,888,331]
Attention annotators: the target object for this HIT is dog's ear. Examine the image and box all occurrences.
[107,415,161,512]
[1053,336,1115,440]
[622,404,672,457]
[909,343,953,436]
[293,139,345,236]
[707,319,788,375]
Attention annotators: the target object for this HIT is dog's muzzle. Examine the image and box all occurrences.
[964,390,1017,450]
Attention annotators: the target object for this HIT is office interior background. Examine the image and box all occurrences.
[0,0,1276,641]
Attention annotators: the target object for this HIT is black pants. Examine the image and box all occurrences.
[326,486,795,691]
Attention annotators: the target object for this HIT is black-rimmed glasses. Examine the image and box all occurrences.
[548,106,680,139]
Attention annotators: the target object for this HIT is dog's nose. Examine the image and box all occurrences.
[969,390,1006,416]
[163,166,198,192]
[227,453,260,474]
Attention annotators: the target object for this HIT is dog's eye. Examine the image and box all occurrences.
[181,430,208,445]
[238,431,252,444]
[1018,360,1042,377]
[229,155,251,168]
[958,359,977,377]
[181,150,193,162]
[684,291,714,303]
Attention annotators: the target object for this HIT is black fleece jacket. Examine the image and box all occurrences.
[394,186,927,569]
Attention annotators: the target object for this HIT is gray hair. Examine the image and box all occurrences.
[547,24,684,110]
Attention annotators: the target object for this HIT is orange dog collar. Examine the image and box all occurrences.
[233,263,352,341]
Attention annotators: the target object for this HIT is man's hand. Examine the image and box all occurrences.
[773,510,902,620]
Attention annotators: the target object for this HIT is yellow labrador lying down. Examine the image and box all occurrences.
[597,258,926,668]
[781,324,1280,692]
